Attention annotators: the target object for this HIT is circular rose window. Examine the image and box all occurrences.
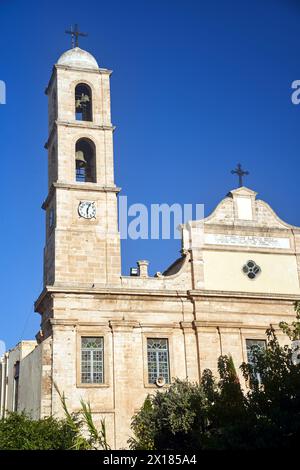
[242,260,261,280]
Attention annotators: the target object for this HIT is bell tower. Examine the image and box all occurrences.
[42,46,121,288]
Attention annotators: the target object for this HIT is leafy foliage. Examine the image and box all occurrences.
[0,412,75,450]
[128,396,155,450]
[54,382,110,450]
[279,300,300,340]
[240,301,300,449]
[129,379,208,450]
[80,398,110,450]
[202,355,254,449]
[0,386,110,450]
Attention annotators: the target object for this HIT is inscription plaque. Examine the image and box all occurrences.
[204,234,290,249]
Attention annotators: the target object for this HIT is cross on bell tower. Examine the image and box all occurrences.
[231,163,249,187]
[65,24,88,48]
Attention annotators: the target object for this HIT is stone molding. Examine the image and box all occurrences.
[35,284,298,314]
[109,320,140,331]
[189,289,299,302]
[42,182,121,210]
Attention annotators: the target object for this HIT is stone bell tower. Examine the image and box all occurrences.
[42,46,121,288]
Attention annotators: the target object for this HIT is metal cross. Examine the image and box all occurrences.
[231,163,249,187]
[65,24,88,48]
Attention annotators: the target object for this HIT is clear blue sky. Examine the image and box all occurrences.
[1,0,300,349]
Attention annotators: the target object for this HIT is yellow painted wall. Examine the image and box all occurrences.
[203,251,300,294]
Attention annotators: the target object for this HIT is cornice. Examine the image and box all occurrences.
[191,223,297,235]
[189,289,299,303]
[34,284,299,315]
[42,182,121,209]
[45,318,183,330]
[34,286,189,313]
[109,320,140,331]
[201,246,296,256]
[55,64,112,75]
[50,319,110,328]
[45,120,115,149]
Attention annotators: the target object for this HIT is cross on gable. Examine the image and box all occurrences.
[231,163,249,187]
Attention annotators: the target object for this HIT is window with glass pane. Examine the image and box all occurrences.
[81,337,104,384]
[246,339,266,383]
[147,338,170,384]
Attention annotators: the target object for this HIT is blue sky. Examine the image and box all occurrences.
[1,0,300,348]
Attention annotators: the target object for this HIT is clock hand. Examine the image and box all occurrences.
[87,203,91,216]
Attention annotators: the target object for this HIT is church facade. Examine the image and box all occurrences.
[1,46,300,449]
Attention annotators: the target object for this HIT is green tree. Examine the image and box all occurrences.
[0,412,75,450]
[0,386,110,450]
[240,301,300,448]
[202,355,255,450]
[129,379,208,450]
[128,396,155,450]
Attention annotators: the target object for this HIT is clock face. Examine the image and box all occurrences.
[78,201,96,219]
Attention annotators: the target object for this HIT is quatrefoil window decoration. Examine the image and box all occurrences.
[242,260,261,280]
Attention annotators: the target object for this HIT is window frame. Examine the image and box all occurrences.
[81,336,104,385]
[147,338,170,385]
[76,331,110,388]
[142,332,174,388]
[245,338,267,384]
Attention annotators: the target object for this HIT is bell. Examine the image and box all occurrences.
[76,150,86,168]
[80,93,90,103]
[76,94,90,109]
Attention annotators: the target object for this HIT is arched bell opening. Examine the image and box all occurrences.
[75,138,96,183]
[75,83,92,121]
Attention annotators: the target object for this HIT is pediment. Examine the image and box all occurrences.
[183,188,298,231]
[228,186,258,198]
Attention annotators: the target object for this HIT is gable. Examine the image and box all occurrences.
[203,187,294,230]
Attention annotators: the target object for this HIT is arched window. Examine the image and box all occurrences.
[75,138,96,183]
[75,83,92,121]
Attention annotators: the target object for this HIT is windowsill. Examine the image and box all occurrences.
[76,383,110,389]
